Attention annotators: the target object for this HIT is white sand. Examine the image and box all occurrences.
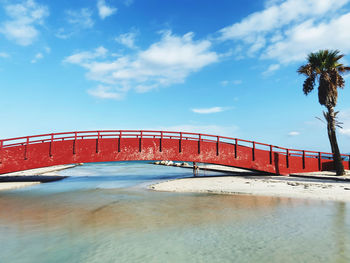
[1,164,78,176]
[0,164,79,191]
[150,176,350,203]
[0,182,41,191]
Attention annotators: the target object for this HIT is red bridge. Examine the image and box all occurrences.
[0,130,349,175]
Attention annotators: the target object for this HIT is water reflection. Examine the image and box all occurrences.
[0,189,311,231]
[0,162,349,263]
[333,202,349,263]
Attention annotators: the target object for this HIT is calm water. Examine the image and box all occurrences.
[0,162,349,263]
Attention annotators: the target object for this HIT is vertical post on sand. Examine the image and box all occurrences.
[193,162,199,176]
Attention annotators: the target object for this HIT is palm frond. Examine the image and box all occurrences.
[317,111,343,129]
[338,66,350,73]
[300,49,348,107]
[302,74,315,95]
[297,64,312,76]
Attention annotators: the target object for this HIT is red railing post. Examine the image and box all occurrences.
[49,133,53,157]
[139,131,143,152]
[118,131,122,152]
[0,140,3,164]
[198,134,201,154]
[24,137,29,160]
[96,131,100,153]
[348,154,350,170]
[234,139,238,158]
[252,141,255,161]
[179,132,182,153]
[302,150,305,169]
[269,145,273,164]
[160,131,163,152]
[286,149,289,168]
[216,136,219,156]
[73,132,77,155]
[318,152,322,170]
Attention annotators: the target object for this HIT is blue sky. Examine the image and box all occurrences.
[1,0,350,153]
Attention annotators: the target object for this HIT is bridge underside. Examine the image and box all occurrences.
[1,137,347,175]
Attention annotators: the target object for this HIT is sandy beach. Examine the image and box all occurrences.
[0,164,78,191]
[150,167,350,203]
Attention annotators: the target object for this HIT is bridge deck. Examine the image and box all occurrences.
[0,130,349,175]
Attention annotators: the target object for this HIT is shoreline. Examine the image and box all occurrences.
[153,161,260,175]
[0,164,80,191]
[150,162,350,203]
[150,175,350,203]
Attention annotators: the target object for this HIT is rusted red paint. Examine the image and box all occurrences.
[0,130,348,175]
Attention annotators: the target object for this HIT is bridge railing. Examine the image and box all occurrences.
[0,130,349,162]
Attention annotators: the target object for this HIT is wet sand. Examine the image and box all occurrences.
[0,164,78,191]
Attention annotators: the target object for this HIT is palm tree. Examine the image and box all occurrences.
[297,49,350,175]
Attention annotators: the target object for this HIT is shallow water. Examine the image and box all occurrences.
[0,162,349,263]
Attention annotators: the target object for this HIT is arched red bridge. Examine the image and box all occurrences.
[0,130,349,175]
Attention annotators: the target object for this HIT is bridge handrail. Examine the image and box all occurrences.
[0,130,349,159]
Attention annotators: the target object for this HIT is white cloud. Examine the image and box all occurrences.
[233,80,243,85]
[220,0,349,41]
[0,52,10,58]
[191,107,228,114]
[221,80,242,86]
[66,8,94,29]
[64,31,219,99]
[263,14,350,63]
[219,0,350,64]
[115,31,137,49]
[338,109,350,137]
[64,46,108,64]
[87,85,124,100]
[31,52,43,63]
[57,8,94,39]
[55,28,72,39]
[97,0,117,19]
[340,129,350,136]
[262,63,280,76]
[220,80,229,86]
[288,131,300,136]
[0,0,49,46]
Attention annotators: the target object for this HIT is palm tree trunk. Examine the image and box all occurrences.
[326,113,336,154]
[327,106,346,175]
